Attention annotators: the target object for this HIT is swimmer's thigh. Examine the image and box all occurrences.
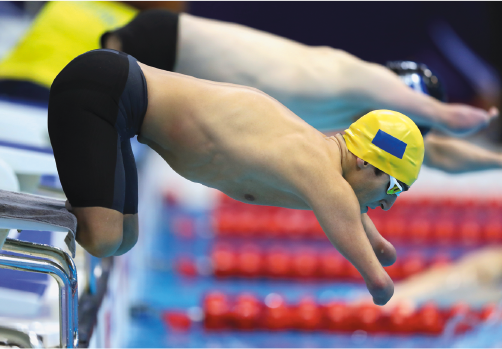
[48,107,125,256]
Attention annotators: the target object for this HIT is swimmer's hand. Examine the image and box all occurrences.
[436,104,498,137]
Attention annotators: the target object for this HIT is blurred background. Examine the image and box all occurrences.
[0,1,502,348]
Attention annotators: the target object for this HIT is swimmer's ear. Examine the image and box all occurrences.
[356,157,370,169]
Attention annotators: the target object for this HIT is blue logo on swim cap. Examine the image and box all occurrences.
[372,129,407,159]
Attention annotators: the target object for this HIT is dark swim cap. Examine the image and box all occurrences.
[387,61,447,136]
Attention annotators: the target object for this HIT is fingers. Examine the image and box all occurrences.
[469,106,497,133]
[442,104,499,137]
[488,106,499,119]
[458,107,490,134]
[480,106,498,125]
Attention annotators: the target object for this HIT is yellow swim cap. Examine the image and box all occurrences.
[343,110,424,186]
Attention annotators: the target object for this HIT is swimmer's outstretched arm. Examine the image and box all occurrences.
[174,14,497,136]
[105,12,497,135]
[301,174,394,305]
[424,132,502,173]
[384,246,502,309]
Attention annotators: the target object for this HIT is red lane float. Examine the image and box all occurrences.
[176,245,451,281]
[212,194,502,246]
[196,291,499,335]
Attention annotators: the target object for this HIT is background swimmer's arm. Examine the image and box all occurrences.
[301,173,394,305]
[320,53,498,136]
[385,246,502,309]
[424,132,502,173]
[176,14,497,136]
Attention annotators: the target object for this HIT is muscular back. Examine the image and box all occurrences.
[137,63,341,209]
[136,63,395,306]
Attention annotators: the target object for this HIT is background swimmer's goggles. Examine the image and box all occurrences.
[386,61,447,103]
[387,176,403,196]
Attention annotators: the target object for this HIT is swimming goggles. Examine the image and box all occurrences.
[387,176,403,196]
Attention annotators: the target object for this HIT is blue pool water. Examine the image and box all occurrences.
[124,201,502,348]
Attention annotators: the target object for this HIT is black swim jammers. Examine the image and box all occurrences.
[48,49,148,214]
[100,9,179,72]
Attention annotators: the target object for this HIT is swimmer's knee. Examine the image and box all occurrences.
[73,208,124,258]
[77,225,123,258]
[114,214,139,256]
[113,237,137,256]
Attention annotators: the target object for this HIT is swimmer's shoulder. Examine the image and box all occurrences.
[318,132,344,165]
[274,130,343,198]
